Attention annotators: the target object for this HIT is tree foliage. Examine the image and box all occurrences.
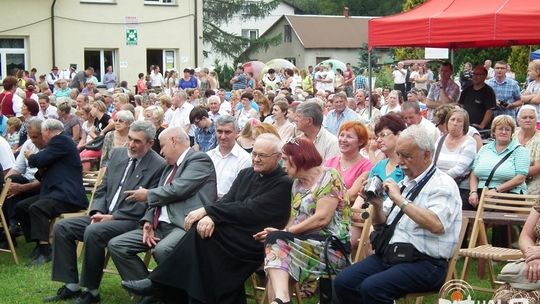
[203,0,282,61]
[508,46,538,84]
[287,0,402,16]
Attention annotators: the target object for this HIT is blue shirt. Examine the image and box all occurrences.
[323,108,359,135]
[195,121,217,152]
[0,115,7,137]
[472,139,530,193]
[235,100,259,113]
[369,158,404,184]
[178,76,198,90]
[486,77,521,119]
[232,73,247,90]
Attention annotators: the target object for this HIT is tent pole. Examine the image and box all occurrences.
[368,49,373,120]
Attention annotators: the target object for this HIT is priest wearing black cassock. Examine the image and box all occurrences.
[122,133,293,304]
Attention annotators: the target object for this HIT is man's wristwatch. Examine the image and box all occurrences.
[399,199,410,211]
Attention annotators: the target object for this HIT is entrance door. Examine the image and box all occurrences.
[146,50,163,73]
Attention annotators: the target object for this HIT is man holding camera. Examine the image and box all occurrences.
[486,60,522,120]
[334,125,462,304]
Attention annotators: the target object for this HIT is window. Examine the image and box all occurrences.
[144,0,175,5]
[84,49,115,83]
[284,25,292,43]
[0,38,26,80]
[241,29,259,40]
[284,57,296,65]
[147,49,176,73]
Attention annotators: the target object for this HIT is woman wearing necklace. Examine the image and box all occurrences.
[470,115,530,247]
[100,110,133,168]
[514,105,540,195]
[350,113,406,256]
[324,121,373,201]
[254,137,350,304]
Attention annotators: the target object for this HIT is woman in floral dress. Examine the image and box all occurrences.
[254,137,350,304]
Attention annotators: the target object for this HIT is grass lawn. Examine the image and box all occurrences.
[0,238,500,304]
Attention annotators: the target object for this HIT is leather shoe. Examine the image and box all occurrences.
[0,238,17,249]
[29,252,51,266]
[121,278,156,296]
[74,291,101,304]
[44,285,82,302]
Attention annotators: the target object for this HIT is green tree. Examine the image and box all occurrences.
[508,46,538,84]
[453,47,512,73]
[288,0,402,16]
[204,1,282,61]
[212,59,235,90]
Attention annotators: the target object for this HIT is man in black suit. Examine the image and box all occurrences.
[108,126,217,287]
[43,121,167,304]
[15,119,88,265]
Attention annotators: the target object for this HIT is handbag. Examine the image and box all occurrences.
[319,235,351,304]
[84,135,105,151]
[498,259,540,291]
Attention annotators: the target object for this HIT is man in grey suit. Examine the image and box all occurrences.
[108,126,217,286]
[44,121,166,304]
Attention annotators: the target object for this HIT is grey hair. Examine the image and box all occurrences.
[27,117,44,133]
[175,90,188,101]
[130,120,156,142]
[207,95,220,104]
[296,101,324,127]
[399,124,435,153]
[144,105,164,124]
[518,104,538,119]
[42,119,64,133]
[255,133,283,153]
[159,126,189,143]
[116,110,135,125]
[215,115,237,129]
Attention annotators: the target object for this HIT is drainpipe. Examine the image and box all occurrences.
[193,0,198,67]
[51,0,57,66]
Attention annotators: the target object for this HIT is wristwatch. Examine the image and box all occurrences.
[399,199,410,211]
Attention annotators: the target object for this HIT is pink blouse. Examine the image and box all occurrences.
[324,156,373,189]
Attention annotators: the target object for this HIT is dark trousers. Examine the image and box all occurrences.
[334,254,447,304]
[51,216,138,290]
[15,197,82,242]
[394,83,406,100]
[2,174,38,225]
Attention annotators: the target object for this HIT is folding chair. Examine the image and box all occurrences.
[458,188,538,293]
[351,204,373,263]
[0,178,19,264]
[401,218,468,304]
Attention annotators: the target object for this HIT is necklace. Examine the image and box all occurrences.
[340,155,360,171]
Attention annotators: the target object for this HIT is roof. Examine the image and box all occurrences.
[285,15,372,49]
[369,0,540,49]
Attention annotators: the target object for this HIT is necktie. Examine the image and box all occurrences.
[153,165,178,229]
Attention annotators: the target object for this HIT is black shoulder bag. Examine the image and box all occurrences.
[370,165,437,258]
[484,146,519,189]
[319,235,351,304]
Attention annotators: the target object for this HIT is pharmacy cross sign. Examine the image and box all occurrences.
[126,29,138,46]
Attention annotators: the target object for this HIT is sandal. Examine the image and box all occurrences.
[271,298,291,304]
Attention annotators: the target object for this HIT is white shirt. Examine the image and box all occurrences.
[45,72,60,87]
[150,71,164,87]
[0,136,15,171]
[37,105,59,120]
[219,100,232,115]
[417,117,441,145]
[159,148,191,224]
[392,69,407,84]
[12,139,39,181]
[169,102,194,129]
[207,143,251,198]
[11,94,23,117]
[163,108,175,126]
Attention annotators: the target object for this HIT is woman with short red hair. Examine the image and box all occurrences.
[254,137,350,304]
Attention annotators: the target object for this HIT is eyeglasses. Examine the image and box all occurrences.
[376,132,392,139]
[115,119,125,123]
[251,152,280,160]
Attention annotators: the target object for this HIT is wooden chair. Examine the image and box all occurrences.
[351,204,373,263]
[0,179,19,264]
[102,249,153,275]
[401,218,468,304]
[458,188,539,293]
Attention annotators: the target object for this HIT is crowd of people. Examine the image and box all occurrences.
[0,57,540,304]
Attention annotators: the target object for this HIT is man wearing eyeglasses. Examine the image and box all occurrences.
[486,60,522,120]
[458,65,497,130]
[121,133,293,304]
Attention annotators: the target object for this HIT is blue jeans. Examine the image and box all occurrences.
[334,254,447,304]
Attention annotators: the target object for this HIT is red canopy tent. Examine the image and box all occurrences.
[368,0,540,49]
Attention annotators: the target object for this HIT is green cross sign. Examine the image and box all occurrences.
[126,29,138,46]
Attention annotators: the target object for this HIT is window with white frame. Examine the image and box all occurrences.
[84,49,115,83]
[144,0,175,5]
[0,38,27,80]
[241,29,259,40]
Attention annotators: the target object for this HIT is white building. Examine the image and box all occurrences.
[0,0,203,86]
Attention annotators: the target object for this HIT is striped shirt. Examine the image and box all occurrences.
[433,135,477,189]
[472,139,530,193]
[383,166,462,259]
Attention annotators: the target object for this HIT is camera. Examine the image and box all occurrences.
[499,100,508,108]
[364,175,384,201]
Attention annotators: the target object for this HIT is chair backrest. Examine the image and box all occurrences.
[85,167,107,213]
[468,188,539,249]
[351,204,373,263]
[0,178,12,209]
[445,219,468,281]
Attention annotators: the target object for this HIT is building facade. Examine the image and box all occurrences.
[0,0,203,86]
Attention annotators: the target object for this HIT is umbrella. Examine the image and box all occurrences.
[259,59,296,79]
[242,61,265,81]
[317,59,346,73]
